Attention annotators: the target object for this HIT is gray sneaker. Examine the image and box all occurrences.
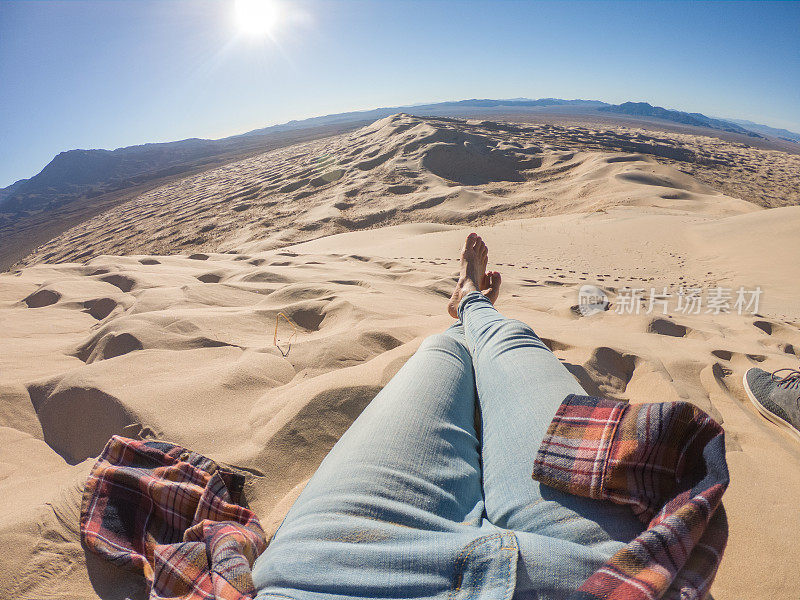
[743,367,800,442]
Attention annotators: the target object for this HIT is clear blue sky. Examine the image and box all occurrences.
[1,0,798,187]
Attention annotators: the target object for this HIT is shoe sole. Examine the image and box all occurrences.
[742,371,800,443]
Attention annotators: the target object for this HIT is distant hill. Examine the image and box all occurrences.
[726,118,800,144]
[0,138,223,214]
[236,98,607,138]
[0,178,27,205]
[599,102,763,138]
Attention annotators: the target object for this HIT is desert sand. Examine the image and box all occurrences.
[1,114,799,599]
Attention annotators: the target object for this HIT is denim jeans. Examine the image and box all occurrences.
[252,292,643,600]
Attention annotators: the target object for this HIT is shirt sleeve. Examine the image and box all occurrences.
[532,394,729,600]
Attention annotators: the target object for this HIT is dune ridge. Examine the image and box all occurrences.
[13,114,797,269]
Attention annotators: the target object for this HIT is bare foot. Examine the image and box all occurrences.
[447,233,502,318]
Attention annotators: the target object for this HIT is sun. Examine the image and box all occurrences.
[235,0,281,36]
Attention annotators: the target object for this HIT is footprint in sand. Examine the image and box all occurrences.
[746,354,767,363]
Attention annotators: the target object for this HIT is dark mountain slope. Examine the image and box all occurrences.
[599,102,762,137]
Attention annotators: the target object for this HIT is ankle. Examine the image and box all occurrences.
[458,277,479,294]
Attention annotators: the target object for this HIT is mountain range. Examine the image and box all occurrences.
[725,118,800,143]
[598,102,762,137]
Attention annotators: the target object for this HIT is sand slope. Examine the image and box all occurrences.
[15,113,796,269]
[1,115,799,599]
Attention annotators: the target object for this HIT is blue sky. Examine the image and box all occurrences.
[1,0,798,187]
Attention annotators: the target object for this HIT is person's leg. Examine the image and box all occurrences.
[449,233,643,598]
[459,292,643,596]
[252,327,517,600]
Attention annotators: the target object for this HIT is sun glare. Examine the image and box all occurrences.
[235,0,281,36]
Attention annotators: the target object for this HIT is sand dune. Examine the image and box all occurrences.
[14,114,795,269]
[1,115,799,599]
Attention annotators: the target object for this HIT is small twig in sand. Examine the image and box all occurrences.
[274,312,298,357]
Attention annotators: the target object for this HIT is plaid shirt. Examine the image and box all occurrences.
[80,436,267,600]
[533,394,729,600]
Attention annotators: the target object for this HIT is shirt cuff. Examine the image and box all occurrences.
[532,394,626,501]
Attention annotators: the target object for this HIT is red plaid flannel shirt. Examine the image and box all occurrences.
[533,394,729,600]
[80,436,267,600]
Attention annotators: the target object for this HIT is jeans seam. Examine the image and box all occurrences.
[449,532,503,598]
[500,532,518,600]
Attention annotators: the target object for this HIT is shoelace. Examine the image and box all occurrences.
[772,368,800,406]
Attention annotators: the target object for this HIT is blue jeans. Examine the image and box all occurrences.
[252,292,643,600]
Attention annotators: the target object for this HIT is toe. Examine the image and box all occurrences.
[485,271,501,303]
